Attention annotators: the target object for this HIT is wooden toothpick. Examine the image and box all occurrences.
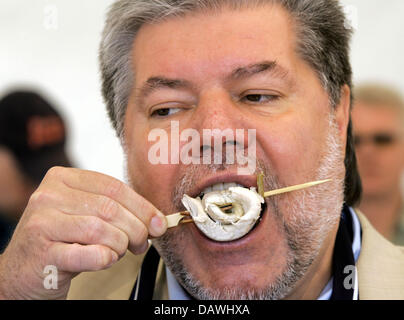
[165,179,332,228]
[263,179,332,197]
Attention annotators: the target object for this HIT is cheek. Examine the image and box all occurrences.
[125,127,180,212]
[256,117,325,184]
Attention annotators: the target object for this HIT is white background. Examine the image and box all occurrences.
[0,0,403,182]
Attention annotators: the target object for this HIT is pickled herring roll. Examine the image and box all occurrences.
[181,187,265,242]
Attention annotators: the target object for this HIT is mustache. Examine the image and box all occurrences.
[171,160,282,212]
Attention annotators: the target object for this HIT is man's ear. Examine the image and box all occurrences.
[335,84,351,146]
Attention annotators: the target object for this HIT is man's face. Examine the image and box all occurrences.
[123,5,349,299]
[352,103,404,197]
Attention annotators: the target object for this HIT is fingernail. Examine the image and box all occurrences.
[107,252,118,268]
[139,241,150,253]
[150,215,166,236]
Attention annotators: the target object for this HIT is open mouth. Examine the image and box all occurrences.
[174,178,332,243]
[181,181,266,242]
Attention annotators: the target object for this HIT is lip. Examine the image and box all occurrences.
[188,201,269,250]
[187,172,259,198]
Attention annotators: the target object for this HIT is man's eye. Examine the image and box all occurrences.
[151,107,181,117]
[242,94,279,103]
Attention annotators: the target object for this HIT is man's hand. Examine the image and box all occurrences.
[0,167,167,299]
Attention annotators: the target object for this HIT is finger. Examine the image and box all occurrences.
[47,167,167,236]
[41,185,160,247]
[49,243,119,273]
[30,181,155,248]
[41,210,131,257]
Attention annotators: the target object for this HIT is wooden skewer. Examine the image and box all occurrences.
[165,179,332,228]
[263,179,332,197]
[220,205,233,212]
[166,211,191,228]
[180,218,194,224]
[257,172,265,197]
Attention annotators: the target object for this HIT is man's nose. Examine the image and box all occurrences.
[188,89,251,163]
[193,88,242,130]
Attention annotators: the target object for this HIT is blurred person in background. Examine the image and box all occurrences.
[0,90,72,252]
[352,84,404,245]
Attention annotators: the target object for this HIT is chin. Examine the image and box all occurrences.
[188,262,286,297]
[155,211,293,300]
[177,256,296,300]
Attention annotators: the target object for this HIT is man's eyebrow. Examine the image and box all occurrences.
[228,60,290,81]
[136,77,193,105]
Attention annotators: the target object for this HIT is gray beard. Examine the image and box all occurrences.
[151,114,345,300]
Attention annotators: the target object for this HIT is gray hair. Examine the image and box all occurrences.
[99,0,361,206]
